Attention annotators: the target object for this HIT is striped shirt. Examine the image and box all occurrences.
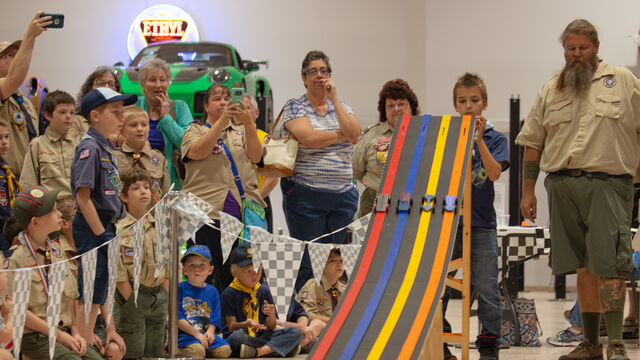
[282,94,355,193]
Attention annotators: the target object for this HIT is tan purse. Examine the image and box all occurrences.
[259,100,301,178]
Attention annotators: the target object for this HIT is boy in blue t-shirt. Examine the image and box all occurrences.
[221,244,302,358]
[442,73,509,360]
[178,245,231,358]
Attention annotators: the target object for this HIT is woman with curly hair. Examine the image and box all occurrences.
[351,79,419,216]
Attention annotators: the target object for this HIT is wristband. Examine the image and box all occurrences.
[523,160,540,180]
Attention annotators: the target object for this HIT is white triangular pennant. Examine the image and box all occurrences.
[172,193,213,245]
[106,235,120,328]
[258,242,304,323]
[248,226,273,244]
[307,243,332,285]
[154,199,171,279]
[187,192,214,216]
[220,212,243,263]
[47,261,66,360]
[133,218,144,306]
[339,244,362,277]
[12,268,31,360]
[82,248,98,327]
[273,234,298,244]
[348,213,371,245]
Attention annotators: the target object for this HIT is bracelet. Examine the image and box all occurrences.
[523,160,540,180]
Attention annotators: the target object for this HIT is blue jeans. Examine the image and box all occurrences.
[570,301,582,328]
[73,212,115,305]
[281,179,358,291]
[443,226,502,337]
[226,328,302,357]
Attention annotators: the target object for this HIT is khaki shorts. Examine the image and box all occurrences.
[545,173,634,278]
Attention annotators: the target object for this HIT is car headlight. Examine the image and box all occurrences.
[209,68,230,84]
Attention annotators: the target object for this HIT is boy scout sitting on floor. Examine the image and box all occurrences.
[8,185,102,360]
[20,90,79,197]
[115,167,169,358]
[113,106,170,207]
[298,248,346,334]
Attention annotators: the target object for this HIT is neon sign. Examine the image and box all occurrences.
[127,4,200,59]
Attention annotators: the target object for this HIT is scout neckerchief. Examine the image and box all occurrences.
[0,163,20,207]
[22,232,52,296]
[229,277,261,337]
[131,153,146,169]
[12,93,37,140]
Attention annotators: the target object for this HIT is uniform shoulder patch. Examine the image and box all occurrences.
[79,149,90,159]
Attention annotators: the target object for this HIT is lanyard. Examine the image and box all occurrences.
[22,232,51,296]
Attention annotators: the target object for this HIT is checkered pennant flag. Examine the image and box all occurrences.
[273,234,299,244]
[106,235,120,328]
[133,218,144,306]
[250,226,273,270]
[248,226,273,244]
[172,193,213,245]
[12,268,31,360]
[220,212,243,263]
[339,244,362,277]
[82,248,98,328]
[308,242,332,285]
[154,199,172,279]
[47,261,66,360]
[348,213,371,245]
[187,192,214,215]
[258,241,304,323]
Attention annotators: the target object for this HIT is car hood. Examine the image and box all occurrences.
[125,64,215,83]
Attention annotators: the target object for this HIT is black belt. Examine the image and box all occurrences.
[552,169,632,180]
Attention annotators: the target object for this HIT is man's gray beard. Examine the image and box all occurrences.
[561,58,596,95]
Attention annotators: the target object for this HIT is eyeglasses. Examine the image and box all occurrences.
[94,79,116,88]
[386,102,409,110]
[61,215,75,221]
[0,51,17,60]
[305,67,329,76]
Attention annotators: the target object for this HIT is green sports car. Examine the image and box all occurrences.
[115,41,273,131]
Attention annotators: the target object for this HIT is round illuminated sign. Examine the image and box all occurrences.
[127,4,200,60]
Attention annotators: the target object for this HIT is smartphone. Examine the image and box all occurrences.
[230,87,245,108]
[40,13,64,29]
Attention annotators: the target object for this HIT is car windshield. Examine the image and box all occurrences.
[130,43,233,67]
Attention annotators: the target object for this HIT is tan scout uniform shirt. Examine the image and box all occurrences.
[516,62,640,175]
[299,277,346,320]
[20,128,79,197]
[0,79,38,176]
[67,114,90,142]
[352,121,393,191]
[181,122,266,219]
[56,233,78,277]
[114,142,170,206]
[8,232,78,333]
[116,212,167,287]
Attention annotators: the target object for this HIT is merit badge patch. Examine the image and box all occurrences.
[151,156,159,166]
[299,291,308,300]
[0,188,6,207]
[604,77,616,88]
[11,110,25,129]
[152,180,162,202]
[124,247,134,258]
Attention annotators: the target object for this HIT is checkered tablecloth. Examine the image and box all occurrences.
[497,226,551,264]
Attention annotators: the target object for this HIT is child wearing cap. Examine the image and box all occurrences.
[178,245,231,358]
[70,87,137,343]
[0,118,20,256]
[20,90,79,198]
[8,185,102,359]
[114,106,169,208]
[221,244,302,358]
[114,167,169,358]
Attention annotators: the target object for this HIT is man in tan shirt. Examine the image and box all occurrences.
[0,13,52,176]
[20,90,79,197]
[516,19,640,360]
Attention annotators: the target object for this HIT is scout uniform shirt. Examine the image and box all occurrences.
[116,212,167,287]
[298,276,346,320]
[114,142,170,205]
[0,79,38,176]
[70,127,125,220]
[0,157,19,221]
[8,231,78,333]
[181,122,266,219]
[56,233,78,277]
[351,121,393,192]
[20,127,79,197]
[67,114,90,143]
[516,61,640,176]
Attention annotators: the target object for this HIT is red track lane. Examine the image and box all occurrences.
[311,114,412,359]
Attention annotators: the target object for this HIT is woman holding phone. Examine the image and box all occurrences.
[181,84,264,293]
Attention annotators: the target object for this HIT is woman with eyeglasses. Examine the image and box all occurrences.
[280,50,361,291]
[135,58,192,190]
[352,79,420,217]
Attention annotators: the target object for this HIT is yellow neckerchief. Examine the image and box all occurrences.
[0,164,20,207]
[229,277,261,337]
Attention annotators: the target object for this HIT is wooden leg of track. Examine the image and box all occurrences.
[443,157,472,360]
[419,300,444,360]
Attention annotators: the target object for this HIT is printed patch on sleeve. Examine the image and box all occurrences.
[79,149,90,159]
[124,247,134,257]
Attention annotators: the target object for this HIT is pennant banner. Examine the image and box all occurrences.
[248,226,272,244]
[308,242,332,285]
[274,235,299,244]
[339,244,362,277]
[220,212,243,264]
[155,199,172,279]
[82,248,98,328]
[12,268,31,360]
[348,213,371,245]
[172,193,212,245]
[258,241,304,323]
[106,235,120,328]
[133,219,144,306]
[47,261,66,360]
[187,192,214,216]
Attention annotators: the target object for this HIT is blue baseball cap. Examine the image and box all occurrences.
[81,88,137,118]
[229,244,253,267]
[181,245,212,264]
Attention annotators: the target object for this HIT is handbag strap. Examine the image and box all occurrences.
[221,142,246,200]
[268,98,303,136]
